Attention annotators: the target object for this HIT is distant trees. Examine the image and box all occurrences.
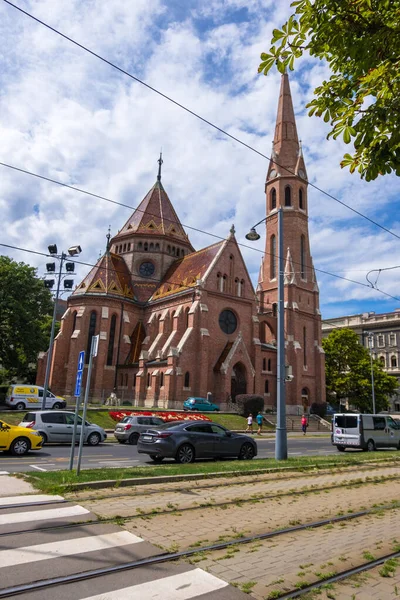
[0,256,53,383]
[322,328,398,413]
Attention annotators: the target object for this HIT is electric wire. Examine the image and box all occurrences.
[3,0,400,243]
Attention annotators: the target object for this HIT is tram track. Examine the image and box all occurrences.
[1,474,399,539]
[0,503,399,597]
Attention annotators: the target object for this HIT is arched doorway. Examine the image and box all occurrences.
[301,387,309,411]
[231,362,247,400]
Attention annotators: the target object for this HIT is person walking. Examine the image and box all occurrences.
[301,414,308,435]
[256,411,263,435]
[246,413,253,433]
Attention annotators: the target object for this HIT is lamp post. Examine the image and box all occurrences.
[246,207,287,460]
[365,332,376,414]
[42,244,82,410]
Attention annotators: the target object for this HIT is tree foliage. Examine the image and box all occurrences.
[322,328,398,412]
[0,256,53,382]
[258,0,400,181]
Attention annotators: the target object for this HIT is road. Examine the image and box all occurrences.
[0,436,337,473]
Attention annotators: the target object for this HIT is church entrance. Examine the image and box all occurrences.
[231,362,247,400]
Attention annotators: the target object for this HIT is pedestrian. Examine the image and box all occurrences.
[301,413,308,435]
[246,413,253,433]
[256,411,263,435]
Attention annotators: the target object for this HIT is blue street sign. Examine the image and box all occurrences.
[75,351,85,397]
[77,351,85,373]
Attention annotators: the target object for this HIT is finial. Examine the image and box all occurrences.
[157,151,163,182]
[299,139,303,157]
[230,224,236,235]
[271,140,276,158]
[106,225,111,252]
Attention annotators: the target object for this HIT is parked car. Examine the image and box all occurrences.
[0,418,43,455]
[5,385,66,411]
[183,397,220,412]
[114,415,165,445]
[137,420,257,463]
[19,411,107,446]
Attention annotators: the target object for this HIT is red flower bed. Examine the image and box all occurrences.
[109,410,211,423]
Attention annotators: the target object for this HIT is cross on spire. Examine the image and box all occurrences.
[106,225,111,252]
[157,151,163,182]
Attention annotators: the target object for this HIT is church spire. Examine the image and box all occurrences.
[157,151,163,182]
[272,73,299,174]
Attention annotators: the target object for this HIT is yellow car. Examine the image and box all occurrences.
[0,419,43,455]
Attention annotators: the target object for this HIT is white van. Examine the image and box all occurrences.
[5,385,66,411]
[332,413,400,452]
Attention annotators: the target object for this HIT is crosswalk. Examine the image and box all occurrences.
[0,493,247,599]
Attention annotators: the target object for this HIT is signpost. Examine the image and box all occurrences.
[76,336,99,475]
[69,350,85,471]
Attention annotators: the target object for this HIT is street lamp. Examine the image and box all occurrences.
[364,332,376,414]
[41,244,82,410]
[246,207,287,460]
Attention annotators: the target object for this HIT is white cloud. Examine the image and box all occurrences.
[0,0,399,319]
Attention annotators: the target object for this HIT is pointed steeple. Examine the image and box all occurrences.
[268,73,300,178]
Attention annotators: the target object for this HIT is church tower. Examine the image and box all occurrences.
[257,73,325,410]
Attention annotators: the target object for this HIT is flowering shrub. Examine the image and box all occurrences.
[109,410,211,423]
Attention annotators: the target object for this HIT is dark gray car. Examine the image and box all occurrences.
[137,420,257,463]
[114,415,165,445]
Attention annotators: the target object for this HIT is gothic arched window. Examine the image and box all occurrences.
[262,358,266,371]
[72,311,77,333]
[270,235,276,279]
[107,314,117,366]
[147,373,151,387]
[86,311,97,362]
[270,188,277,210]
[391,355,397,368]
[285,186,291,207]
[160,372,164,387]
[300,235,306,279]
[265,380,269,394]
[299,188,304,210]
[268,358,271,371]
[184,371,190,388]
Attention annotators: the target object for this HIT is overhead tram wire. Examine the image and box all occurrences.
[0,160,397,296]
[3,0,400,244]
[2,241,400,309]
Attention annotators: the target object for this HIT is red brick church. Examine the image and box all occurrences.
[37,74,325,412]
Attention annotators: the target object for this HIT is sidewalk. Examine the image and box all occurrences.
[0,474,35,497]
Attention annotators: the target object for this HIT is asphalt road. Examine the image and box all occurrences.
[0,436,339,473]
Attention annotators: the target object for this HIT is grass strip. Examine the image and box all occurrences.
[21,451,400,494]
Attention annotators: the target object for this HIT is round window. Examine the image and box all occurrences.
[139,262,155,277]
[219,309,237,334]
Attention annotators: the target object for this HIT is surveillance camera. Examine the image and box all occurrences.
[285,375,294,382]
[68,245,82,256]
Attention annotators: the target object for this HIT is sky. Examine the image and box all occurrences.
[1,0,399,320]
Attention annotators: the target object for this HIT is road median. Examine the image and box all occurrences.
[21,452,400,494]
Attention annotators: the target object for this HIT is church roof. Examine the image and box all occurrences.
[150,240,224,301]
[112,180,192,246]
[73,252,135,300]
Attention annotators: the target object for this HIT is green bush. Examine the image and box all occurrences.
[235,394,264,417]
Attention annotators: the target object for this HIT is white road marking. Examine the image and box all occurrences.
[0,531,143,568]
[81,568,228,599]
[0,494,64,507]
[0,504,89,526]
[30,465,47,471]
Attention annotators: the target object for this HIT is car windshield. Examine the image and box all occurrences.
[120,416,133,423]
[21,413,36,423]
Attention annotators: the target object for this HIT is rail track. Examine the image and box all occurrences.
[1,502,399,597]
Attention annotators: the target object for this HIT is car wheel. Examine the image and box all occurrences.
[10,437,31,456]
[87,432,101,446]
[15,402,25,410]
[38,432,48,445]
[128,432,139,445]
[150,455,164,463]
[367,439,375,452]
[176,444,195,464]
[337,446,345,452]
[52,402,62,410]
[239,442,255,460]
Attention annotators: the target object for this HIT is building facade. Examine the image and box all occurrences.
[322,311,400,411]
[37,75,325,412]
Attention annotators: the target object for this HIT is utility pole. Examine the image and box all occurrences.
[76,335,98,475]
[275,208,287,460]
